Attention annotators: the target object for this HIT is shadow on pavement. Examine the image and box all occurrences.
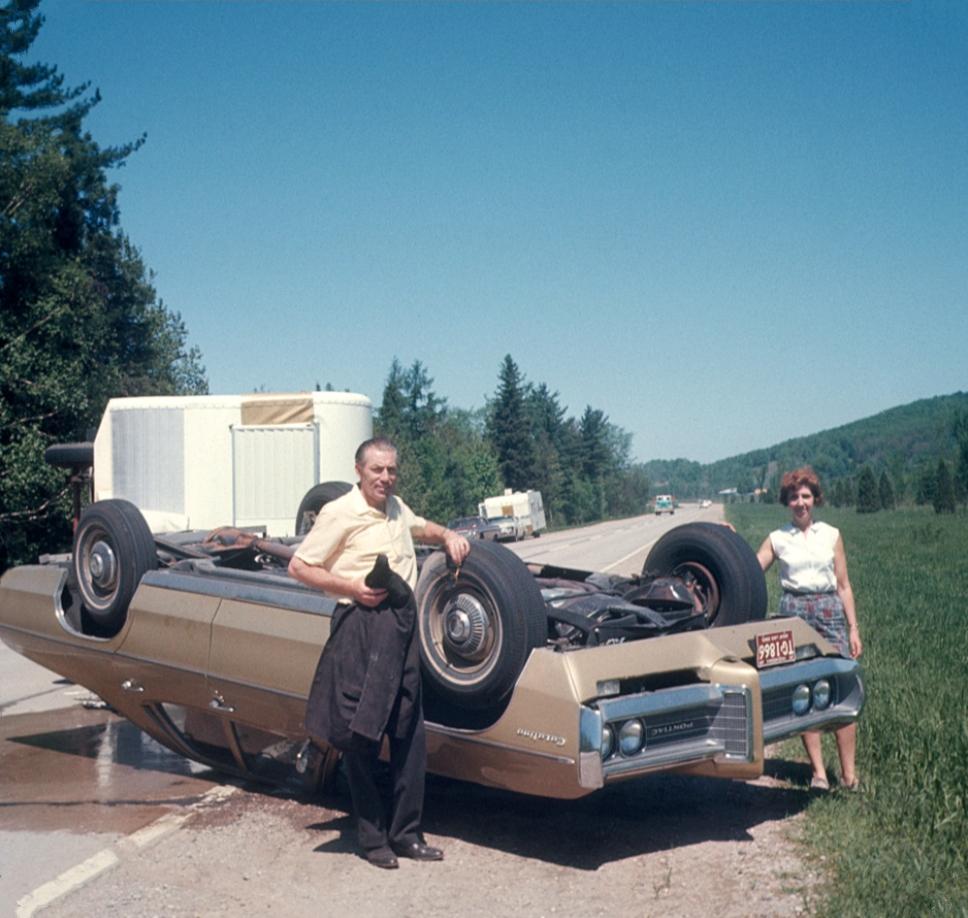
[304,762,813,871]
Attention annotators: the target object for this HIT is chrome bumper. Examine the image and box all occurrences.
[579,682,754,787]
[578,655,864,789]
[760,656,865,743]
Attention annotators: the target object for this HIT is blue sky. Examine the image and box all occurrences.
[29,1,968,463]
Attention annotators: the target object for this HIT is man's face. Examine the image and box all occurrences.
[356,447,398,509]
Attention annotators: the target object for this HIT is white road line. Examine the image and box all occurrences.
[16,850,119,917]
[601,537,660,572]
[15,784,236,916]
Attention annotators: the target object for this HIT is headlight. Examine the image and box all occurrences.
[600,724,615,759]
[812,679,831,710]
[618,719,645,756]
[792,684,811,716]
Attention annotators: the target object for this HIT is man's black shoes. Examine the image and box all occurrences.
[364,840,443,866]
[365,846,399,869]
[390,839,444,861]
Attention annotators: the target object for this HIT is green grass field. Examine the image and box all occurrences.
[727,504,968,917]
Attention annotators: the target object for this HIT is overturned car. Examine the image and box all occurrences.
[0,485,864,800]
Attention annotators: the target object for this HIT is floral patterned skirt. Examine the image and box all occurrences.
[780,591,850,658]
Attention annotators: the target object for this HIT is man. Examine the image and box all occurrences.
[288,437,469,869]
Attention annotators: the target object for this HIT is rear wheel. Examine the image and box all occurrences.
[416,540,546,727]
[643,523,767,626]
[295,481,352,535]
[72,499,156,634]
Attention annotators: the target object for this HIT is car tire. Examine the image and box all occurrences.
[294,481,352,535]
[71,499,156,634]
[643,522,767,626]
[415,540,546,727]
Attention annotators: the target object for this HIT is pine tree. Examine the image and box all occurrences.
[526,384,567,524]
[953,410,968,507]
[916,461,936,506]
[855,466,880,513]
[486,355,537,492]
[878,470,895,511]
[375,358,407,441]
[933,459,956,514]
[1,1,206,569]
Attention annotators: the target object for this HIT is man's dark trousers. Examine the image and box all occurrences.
[344,705,426,851]
[305,586,427,853]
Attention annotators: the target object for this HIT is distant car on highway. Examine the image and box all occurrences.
[489,515,522,541]
[654,494,675,515]
[448,515,501,541]
[699,499,712,509]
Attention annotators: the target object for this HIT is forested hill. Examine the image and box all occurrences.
[642,391,968,501]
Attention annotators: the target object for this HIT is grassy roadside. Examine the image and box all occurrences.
[727,504,968,917]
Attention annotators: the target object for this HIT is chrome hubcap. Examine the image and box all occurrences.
[443,594,489,658]
[88,540,117,589]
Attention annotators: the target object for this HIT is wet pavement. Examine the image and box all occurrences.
[0,705,219,834]
[0,665,223,910]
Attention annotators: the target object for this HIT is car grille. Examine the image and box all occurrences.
[597,683,752,778]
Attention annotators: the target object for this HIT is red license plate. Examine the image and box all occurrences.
[755,629,796,668]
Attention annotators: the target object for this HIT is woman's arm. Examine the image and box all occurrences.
[756,535,776,572]
[834,535,862,658]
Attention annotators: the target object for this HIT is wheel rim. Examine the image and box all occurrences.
[672,561,721,624]
[422,579,502,686]
[77,525,120,611]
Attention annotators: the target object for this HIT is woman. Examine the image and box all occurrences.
[757,467,862,791]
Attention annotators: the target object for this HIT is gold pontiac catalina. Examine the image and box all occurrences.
[0,494,864,799]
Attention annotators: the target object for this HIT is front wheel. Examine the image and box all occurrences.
[643,523,767,626]
[415,541,546,727]
[72,499,157,634]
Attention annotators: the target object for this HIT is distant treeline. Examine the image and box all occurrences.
[371,355,652,529]
[642,392,968,512]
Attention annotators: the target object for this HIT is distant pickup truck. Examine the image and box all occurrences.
[478,489,546,540]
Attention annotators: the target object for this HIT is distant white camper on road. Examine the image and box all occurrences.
[478,489,546,540]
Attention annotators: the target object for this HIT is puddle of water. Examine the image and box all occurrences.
[0,706,222,834]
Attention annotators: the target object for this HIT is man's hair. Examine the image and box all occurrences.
[355,436,398,466]
[779,466,824,506]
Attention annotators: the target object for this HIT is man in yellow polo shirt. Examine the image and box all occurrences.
[289,436,469,869]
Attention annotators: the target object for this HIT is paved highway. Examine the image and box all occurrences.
[504,502,721,575]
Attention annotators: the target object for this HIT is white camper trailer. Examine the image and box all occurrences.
[477,489,546,540]
[91,391,372,536]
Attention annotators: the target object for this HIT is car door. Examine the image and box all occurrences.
[111,574,240,772]
[204,575,335,782]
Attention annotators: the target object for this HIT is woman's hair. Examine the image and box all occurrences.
[779,466,824,506]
